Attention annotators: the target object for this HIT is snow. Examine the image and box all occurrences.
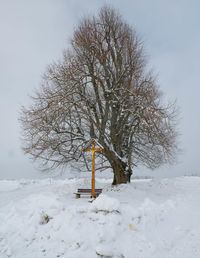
[90,194,120,213]
[0,176,200,257]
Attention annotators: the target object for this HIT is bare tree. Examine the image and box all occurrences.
[20,6,179,184]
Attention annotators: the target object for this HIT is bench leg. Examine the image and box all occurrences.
[76,193,80,199]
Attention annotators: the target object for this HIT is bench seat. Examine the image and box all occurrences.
[74,188,102,198]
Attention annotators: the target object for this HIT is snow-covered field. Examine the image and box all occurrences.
[1,175,200,258]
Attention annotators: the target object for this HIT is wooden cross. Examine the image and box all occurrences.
[83,139,104,198]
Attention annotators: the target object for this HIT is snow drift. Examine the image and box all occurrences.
[0,176,200,257]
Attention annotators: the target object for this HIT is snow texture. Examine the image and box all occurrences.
[0,176,200,257]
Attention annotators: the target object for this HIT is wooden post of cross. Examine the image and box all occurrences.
[83,139,104,198]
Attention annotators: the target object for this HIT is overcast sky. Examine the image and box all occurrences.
[0,0,200,179]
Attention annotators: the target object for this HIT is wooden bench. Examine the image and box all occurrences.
[75,188,102,199]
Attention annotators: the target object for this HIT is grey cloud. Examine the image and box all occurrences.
[0,0,200,179]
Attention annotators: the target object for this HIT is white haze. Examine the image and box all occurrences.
[0,0,200,179]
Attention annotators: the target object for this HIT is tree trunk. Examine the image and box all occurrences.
[111,158,132,185]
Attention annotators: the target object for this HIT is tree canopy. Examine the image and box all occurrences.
[20,6,179,184]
